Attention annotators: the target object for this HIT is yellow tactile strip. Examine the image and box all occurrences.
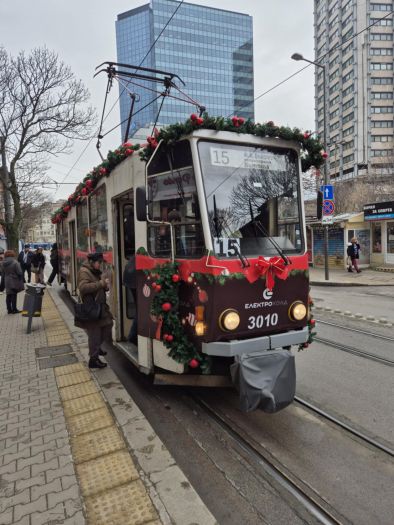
[54,363,160,524]
[42,292,73,345]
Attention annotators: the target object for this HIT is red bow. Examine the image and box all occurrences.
[255,256,289,291]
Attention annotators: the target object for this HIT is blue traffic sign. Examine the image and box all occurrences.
[322,184,334,200]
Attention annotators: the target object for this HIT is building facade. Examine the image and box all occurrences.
[116,0,254,138]
[314,0,394,181]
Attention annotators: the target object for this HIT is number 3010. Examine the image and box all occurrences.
[248,313,278,329]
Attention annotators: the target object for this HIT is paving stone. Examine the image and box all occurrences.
[72,425,125,464]
[1,486,31,513]
[66,407,113,436]
[63,393,106,418]
[59,380,98,402]
[14,494,47,521]
[31,476,62,500]
[47,484,80,508]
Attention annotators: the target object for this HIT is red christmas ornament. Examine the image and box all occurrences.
[155,284,162,292]
[189,358,199,369]
[99,167,107,175]
[164,334,174,342]
[190,113,198,121]
[196,117,203,126]
[161,302,172,312]
[303,132,310,139]
[198,290,208,303]
[310,319,316,326]
[238,117,245,125]
[125,149,133,156]
[171,274,180,282]
[152,282,157,289]
[85,179,93,188]
[63,205,71,213]
[81,187,89,196]
[123,142,132,148]
[321,151,328,159]
[303,343,309,348]
[231,116,240,127]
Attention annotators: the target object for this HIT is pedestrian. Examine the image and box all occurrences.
[75,252,113,368]
[46,243,59,286]
[0,248,5,295]
[0,250,24,314]
[18,245,33,283]
[122,254,137,345]
[31,247,46,284]
[347,237,362,273]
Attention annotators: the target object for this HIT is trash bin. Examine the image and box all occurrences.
[22,284,46,333]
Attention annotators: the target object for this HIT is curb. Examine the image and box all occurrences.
[48,287,217,525]
[314,305,393,326]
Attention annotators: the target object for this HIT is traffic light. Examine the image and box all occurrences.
[317,190,323,220]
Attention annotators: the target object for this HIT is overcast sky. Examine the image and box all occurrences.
[0,0,314,200]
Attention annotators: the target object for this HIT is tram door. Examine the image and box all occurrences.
[68,221,77,295]
[116,196,136,341]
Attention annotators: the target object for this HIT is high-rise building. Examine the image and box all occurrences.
[314,0,393,181]
[116,0,254,138]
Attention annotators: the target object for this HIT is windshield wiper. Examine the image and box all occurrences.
[249,199,291,265]
[212,195,250,268]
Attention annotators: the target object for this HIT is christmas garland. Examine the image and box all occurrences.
[139,114,326,171]
[299,295,316,350]
[52,114,325,223]
[145,261,212,374]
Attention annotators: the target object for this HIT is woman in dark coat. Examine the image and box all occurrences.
[347,237,361,273]
[47,243,59,286]
[0,250,24,313]
[75,252,113,368]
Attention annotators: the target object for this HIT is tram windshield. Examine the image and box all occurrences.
[147,140,204,258]
[198,141,304,257]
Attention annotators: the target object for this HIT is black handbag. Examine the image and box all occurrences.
[74,294,102,323]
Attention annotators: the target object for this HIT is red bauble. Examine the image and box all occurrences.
[99,167,107,175]
[190,113,198,121]
[196,117,203,125]
[238,117,245,125]
[303,343,309,348]
[81,187,88,196]
[161,302,172,312]
[303,132,310,139]
[189,358,199,369]
[321,151,328,159]
[198,290,208,303]
[123,142,132,148]
[152,282,157,289]
[165,334,174,342]
[125,149,133,156]
[63,205,71,213]
[231,116,240,127]
[172,274,180,282]
[155,284,162,292]
[310,319,316,326]
[85,179,93,188]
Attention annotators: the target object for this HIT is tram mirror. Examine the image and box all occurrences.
[136,186,147,221]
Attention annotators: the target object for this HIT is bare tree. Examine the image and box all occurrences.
[0,47,96,249]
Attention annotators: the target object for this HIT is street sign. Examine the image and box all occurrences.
[323,199,335,215]
[322,215,334,224]
[322,184,334,200]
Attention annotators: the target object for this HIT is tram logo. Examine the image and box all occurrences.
[263,288,273,300]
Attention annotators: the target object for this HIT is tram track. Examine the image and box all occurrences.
[314,318,394,343]
[314,336,394,366]
[188,394,345,525]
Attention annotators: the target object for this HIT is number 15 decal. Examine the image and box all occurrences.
[214,238,240,257]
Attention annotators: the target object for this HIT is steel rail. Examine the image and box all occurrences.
[315,336,394,366]
[315,318,394,343]
[191,396,343,525]
[294,397,394,458]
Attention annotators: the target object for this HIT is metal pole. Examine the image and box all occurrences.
[322,65,330,281]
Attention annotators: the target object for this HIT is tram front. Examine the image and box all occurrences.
[137,129,311,412]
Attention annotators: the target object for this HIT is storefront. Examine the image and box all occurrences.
[363,201,394,266]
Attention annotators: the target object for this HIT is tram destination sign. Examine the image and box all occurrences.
[210,147,286,171]
[363,201,394,221]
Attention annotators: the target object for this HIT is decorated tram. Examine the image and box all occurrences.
[53,116,322,412]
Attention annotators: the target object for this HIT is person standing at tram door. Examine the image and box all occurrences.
[31,247,46,283]
[75,252,113,368]
[46,243,59,286]
[18,245,32,283]
[347,237,362,273]
[123,254,138,345]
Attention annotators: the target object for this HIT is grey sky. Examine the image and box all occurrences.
[0,0,314,200]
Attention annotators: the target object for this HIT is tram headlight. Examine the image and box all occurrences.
[195,321,206,336]
[219,309,240,331]
[289,301,307,321]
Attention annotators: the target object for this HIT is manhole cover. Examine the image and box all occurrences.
[35,345,73,358]
[38,354,78,369]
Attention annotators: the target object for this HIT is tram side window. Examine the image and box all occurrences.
[76,201,89,252]
[147,140,205,258]
[89,185,109,253]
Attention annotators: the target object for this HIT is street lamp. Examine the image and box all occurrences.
[291,52,329,281]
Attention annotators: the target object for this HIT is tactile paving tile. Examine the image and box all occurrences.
[59,380,98,402]
[66,407,114,436]
[38,354,78,369]
[76,450,139,497]
[63,393,106,418]
[84,480,158,525]
[71,425,125,464]
[56,370,91,387]
[55,362,86,376]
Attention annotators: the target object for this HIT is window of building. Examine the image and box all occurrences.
[372,91,394,99]
[372,223,382,253]
[329,81,340,94]
[342,0,353,13]
[370,47,393,55]
[330,94,340,105]
[342,70,353,83]
[330,121,340,132]
[372,134,392,141]
[371,106,393,113]
[371,148,394,156]
[370,33,393,40]
[370,62,393,70]
[371,76,393,84]
[343,112,354,124]
[342,28,353,42]
[371,120,394,127]
[343,98,354,111]
[343,55,354,68]
[343,84,354,97]
[330,108,340,119]
[370,17,393,25]
[343,153,355,164]
[370,3,393,11]
[343,125,354,136]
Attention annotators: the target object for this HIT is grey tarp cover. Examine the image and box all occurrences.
[230,350,295,413]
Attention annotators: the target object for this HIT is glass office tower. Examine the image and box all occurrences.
[116,0,254,138]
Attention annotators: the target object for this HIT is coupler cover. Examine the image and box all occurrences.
[230,349,295,413]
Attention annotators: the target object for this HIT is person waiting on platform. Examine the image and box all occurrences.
[347,237,361,273]
[18,245,33,283]
[31,247,46,284]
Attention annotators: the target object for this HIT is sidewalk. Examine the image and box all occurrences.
[309,267,394,286]
[0,287,216,525]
